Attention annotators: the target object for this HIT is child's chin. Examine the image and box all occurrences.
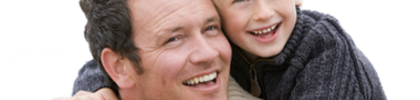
[254,48,283,58]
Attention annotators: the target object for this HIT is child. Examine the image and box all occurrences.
[73,0,386,100]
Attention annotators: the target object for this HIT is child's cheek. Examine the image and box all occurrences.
[230,15,248,34]
[221,16,238,35]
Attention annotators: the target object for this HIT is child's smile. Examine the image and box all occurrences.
[248,23,280,43]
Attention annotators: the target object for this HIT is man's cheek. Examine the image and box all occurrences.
[158,55,186,77]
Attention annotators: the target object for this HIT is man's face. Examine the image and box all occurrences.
[124,0,231,99]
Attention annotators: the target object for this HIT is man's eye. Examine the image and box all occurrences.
[205,26,219,36]
[165,37,180,44]
[234,0,249,3]
[206,26,218,31]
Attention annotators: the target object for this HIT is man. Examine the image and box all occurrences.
[63,0,233,99]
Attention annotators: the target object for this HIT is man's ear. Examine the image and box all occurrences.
[295,0,302,7]
[101,48,135,89]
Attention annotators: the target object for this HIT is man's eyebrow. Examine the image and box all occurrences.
[160,16,218,37]
[155,26,184,43]
[205,17,219,24]
[171,27,184,33]
[158,26,184,37]
[165,17,217,33]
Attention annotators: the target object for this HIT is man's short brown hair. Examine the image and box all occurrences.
[79,0,143,96]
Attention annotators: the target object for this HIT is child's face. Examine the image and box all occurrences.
[215,0,297,59]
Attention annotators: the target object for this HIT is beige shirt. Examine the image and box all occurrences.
[227,76,262,100]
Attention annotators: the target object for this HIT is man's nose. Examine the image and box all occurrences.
[253,1,273,21]
[189,36,219,66]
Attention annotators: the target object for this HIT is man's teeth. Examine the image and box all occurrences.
[251,25,277,35]
[183,72,217,85]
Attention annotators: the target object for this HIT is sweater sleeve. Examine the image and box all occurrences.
[72,60,109,96]
[287,13,386,100]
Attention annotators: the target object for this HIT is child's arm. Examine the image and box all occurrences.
[294,13,386,99]
[53,88,117,100]
[69,60,259,100]
[72,60,118,98]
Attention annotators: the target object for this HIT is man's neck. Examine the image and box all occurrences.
[119,89,143,100]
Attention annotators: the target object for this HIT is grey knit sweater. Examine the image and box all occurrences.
[229,8,386,100]
[72,8,386,100]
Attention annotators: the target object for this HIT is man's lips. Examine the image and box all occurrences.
[182,67,220,84]
[182,71,220,92]
[183,72,217,86]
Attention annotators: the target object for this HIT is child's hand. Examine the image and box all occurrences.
[52,88,118,100]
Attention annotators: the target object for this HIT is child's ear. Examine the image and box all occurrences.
[101,48,135,89]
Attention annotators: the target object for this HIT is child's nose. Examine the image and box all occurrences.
[253,1,273,21]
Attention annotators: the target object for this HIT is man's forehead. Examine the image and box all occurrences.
[128,0,213,15]
[127,0,219,42]
[129,0,216,27]
[129,0,213,23]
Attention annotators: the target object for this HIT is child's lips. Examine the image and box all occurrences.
[247,23,280,34]
[248,23,280,36]
[250,24,278,35]
[248,23,281,43]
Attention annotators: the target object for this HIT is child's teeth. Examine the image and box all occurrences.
[252,25,277,35]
